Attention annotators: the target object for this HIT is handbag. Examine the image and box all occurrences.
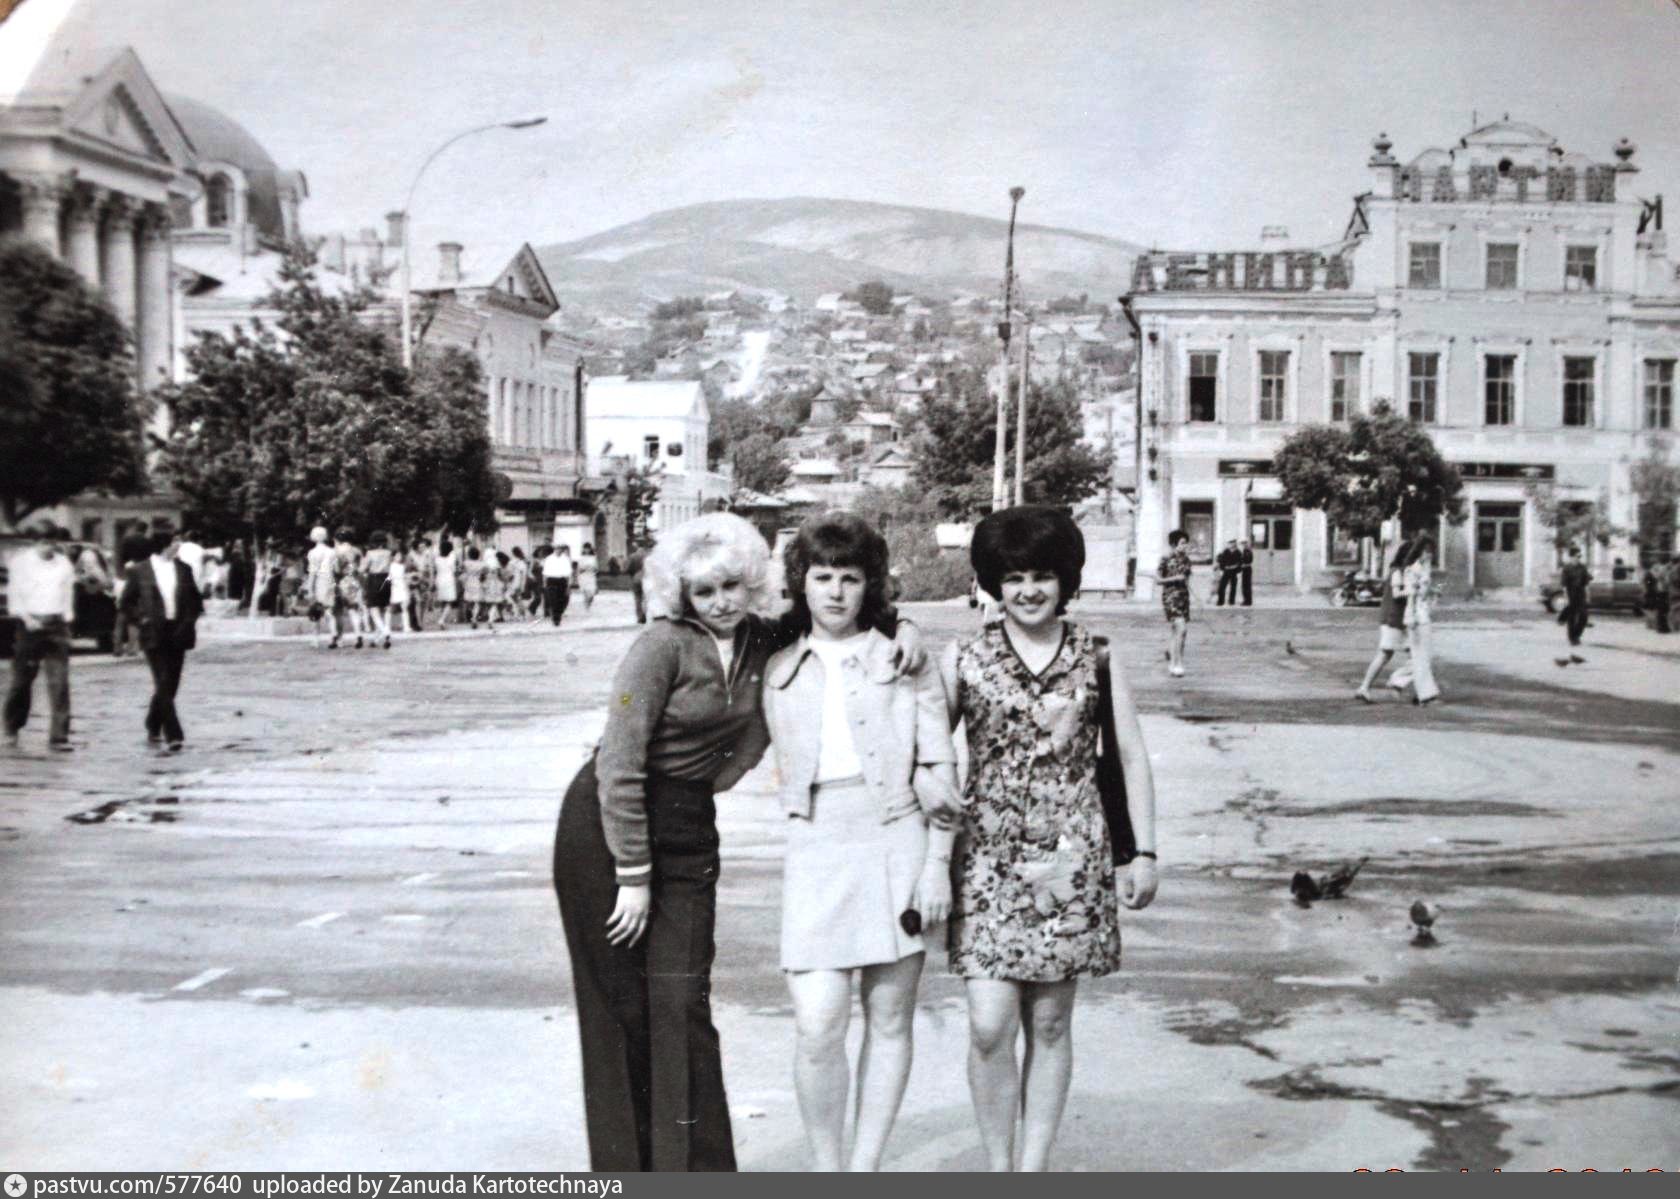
[1093,637,1138,866]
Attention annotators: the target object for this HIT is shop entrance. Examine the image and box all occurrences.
[1475,502,1524,588]
[1247,501,1294,584]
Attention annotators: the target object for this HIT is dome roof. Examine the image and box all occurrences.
[166,94,293,238]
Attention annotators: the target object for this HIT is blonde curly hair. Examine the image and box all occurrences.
[641,512,775,621]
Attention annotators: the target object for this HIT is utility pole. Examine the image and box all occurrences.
[1013,311,1029,507]
[994,186,1025,511]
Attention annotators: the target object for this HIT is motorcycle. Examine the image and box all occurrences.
[1328,569,1381,608]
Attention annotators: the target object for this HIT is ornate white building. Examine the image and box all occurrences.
[0,46,196,542]
[1126,120,1680,597]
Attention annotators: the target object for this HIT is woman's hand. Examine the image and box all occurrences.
[889,619,927,676]
[605,884,653,946]
[914,861,952,927]
[1119,857,1158,911]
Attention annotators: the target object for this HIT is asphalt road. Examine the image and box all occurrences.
[2,595,1677,1171]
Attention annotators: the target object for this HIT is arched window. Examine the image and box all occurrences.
[206,174,232,227]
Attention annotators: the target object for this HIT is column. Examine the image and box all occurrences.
[14,172,66,255]
[61,184,103,284]
[100,194,139,327]
[136,205,173,397]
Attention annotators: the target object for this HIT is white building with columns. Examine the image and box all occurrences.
[0,46,193,543]
[1125,120,1680,598]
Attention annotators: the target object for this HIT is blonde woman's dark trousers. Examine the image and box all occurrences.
[553,760,735,1171]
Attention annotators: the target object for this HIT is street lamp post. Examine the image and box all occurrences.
[994,187,1025,511]
[398,117,547,370]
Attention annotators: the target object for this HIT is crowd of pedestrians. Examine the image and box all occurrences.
[287,529,613,647]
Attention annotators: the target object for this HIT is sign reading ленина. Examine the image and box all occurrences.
[1129,251,1353,294]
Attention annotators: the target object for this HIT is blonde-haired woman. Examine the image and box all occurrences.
[553,512,780,1172]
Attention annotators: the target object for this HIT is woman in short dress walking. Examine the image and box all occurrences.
[461,545,487,628]
[1156,529,1193,677]
[363,531,394,648]
[388,542,411,635]
[578,542,601,610]
[939,507,1159,1172]
[334,527,367,649]
[762,513,960,1171]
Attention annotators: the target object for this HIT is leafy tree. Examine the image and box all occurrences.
[729,431,792,497]
[1274,400,1465,542]
[1630,434,1679,559]
[1527,484,1623,552]
[157,246,498,547]
[651,296,704,321]
[909,368,1111,517]
[847,280,895,316]
[0,238,145,526]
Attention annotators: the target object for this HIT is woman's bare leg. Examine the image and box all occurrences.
[965,978,1023,1171]
[849,953,923,1170]
[1017,980,1077,1172]
[1358,648,1393,694]
[787,968,853,1170]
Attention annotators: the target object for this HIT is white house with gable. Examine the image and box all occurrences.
[586,378,733,535]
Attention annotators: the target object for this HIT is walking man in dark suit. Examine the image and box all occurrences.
[1215,539,1241,606]
[119,531,203,752]
[1239,538,1255,606]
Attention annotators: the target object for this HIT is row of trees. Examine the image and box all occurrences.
[0,237,503,549]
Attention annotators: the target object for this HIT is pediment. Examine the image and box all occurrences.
[502,243,560,312]
[63,49,194,169]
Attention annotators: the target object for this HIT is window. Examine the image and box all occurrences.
[1327,522,1360,566]
[1258,350,1289,422]
[667,441,684,457]
[1178,501,1215,563]
[1485,242,1519,290]
[206,174,232,227]
[643,435,660,462]
[1408,242,1441,288]
[1484,354,1516,425]
[1187,352,1218,422]
[1564,245,1597,291]
[1562,356,1595,427]
[1408,352,1440,423]
[1645,359,1675,429]
[1329,352,1361,422]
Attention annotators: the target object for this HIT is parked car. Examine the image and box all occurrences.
[1537,563,1645,614]
[0,535,118,658]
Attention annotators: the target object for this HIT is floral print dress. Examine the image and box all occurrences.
[1158,547,1192,621]
[947,620,1121,981]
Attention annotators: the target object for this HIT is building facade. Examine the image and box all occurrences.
[584,378,732,549]
[0,47,196,544]
[1126,121,1680,597]
[409,240,591,552]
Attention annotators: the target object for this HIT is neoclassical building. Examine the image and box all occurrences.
[1125,120,1680,597]
[409,240,593,551]
[0,46,195,541]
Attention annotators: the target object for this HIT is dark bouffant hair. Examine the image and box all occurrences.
[1168,528,1189,547]
[783,511,893,636]
[970,505,1084,612]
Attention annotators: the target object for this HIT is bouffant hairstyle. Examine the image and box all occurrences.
[642,512,774,621]
[783,511,893,636]
[1168,528,1189,547]
[970,505,1084,612]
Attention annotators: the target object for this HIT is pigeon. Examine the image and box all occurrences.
[1569,654,1585,664]
[1290,871,1322,906]
[1554,657,1571,667]
[1320,856,1369,899]
[1285,640,1297,656]
[1409,899,1438,946]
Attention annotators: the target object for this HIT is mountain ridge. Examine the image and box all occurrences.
[535,197,1141,313]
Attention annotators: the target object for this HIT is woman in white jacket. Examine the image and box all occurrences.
[1390,535,1441,705]
[762,512,960,1171]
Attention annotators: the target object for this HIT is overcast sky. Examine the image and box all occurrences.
[7,0,1680,258]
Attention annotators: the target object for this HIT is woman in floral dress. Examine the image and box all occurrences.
[1156,528,1193,677]
[939,506,1159,1172]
